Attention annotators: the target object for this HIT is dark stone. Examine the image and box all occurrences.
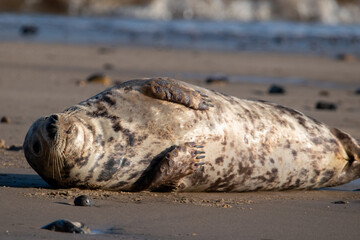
[268,84,285,94]
[331,200,348,204]
[20,25,38,36]
[98,47,113,54]
[335,53,357,62]
[86,73,111,85]
[8,145,23,151]
[42,219,90,234]
[205,75,229,85]
[319,90,329,97]
[0,116,10,123]
[355,88,360,95]
[315,101,337,110]
[74,195,93,207]
[273,35,284,45]
[103,63,114,70]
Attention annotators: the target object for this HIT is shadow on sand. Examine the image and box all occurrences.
[1,172,359,192]
[0,173,50,188]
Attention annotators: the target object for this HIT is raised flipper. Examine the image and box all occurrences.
[331,128,360,162]
[141,78,213,110]
[131,142,206,192]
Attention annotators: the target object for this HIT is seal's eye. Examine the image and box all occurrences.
[33,140,41,154]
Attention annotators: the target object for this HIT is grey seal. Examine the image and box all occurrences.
[23,78,360,192]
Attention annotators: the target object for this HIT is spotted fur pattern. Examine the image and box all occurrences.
[23,78,360,192]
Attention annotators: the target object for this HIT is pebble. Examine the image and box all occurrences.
[113,80,123,85]
[355,88,360,95]
[76,79,87,87]
[42,219,90,234]
[0,139,5,149]
[205,75,229,85]
[98,47,113,54]
[7,145,23,151]
[319,90,329,97]
[315,101,337,110]
[20,24,38,36]
[87,73,111,85]
[331,200,349,204]
[74,195,93,206]
[103,63,114,70]
[1,116,10,123]
[335,53,357,62]
[268,84,285,94]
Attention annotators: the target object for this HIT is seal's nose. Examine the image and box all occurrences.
[46,114,59,139]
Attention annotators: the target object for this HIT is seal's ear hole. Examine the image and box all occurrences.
[33,140,41,154]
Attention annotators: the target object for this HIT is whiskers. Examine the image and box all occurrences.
[48,146,65,181]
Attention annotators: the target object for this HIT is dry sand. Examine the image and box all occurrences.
[0,41,360,239]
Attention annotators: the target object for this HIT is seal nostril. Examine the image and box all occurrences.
[48,115,58,124]
[46,122,58,139]
[50,114,59,121]
[33,140,41,154]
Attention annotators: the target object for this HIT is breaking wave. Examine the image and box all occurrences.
[1,0,360,24]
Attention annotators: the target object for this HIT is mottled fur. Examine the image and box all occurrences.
[23,78,360,192]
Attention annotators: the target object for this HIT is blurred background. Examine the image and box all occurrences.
[0,0,360,56]
[2,0,360,23]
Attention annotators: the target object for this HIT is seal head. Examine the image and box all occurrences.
[23,113,91,187]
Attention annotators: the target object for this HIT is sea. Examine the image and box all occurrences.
[0,0,360,57]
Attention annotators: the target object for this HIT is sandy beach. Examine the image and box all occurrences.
[0,41,360,239]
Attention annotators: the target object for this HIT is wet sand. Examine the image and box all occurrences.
[0,41,360,239]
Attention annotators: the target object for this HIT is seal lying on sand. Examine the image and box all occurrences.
[23,78,360,192]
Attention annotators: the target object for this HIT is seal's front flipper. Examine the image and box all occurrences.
[141,78,213,110]
[131,142,205,192]
[331,128,360,182]
[331,128,360,163]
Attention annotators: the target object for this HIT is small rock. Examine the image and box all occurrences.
[205,76,229,85]
[1,116,10,123]
[179,197,190,204]
[222,204,232,208]
[76,79,87,87]
[315,101,337,110]
[7,145,22,151]
[0,139,5,149]
[252,90,264,96]
[331,200,349,204]
[74,195,93,206]
[103,63,114,70]
[98,47,112,54]
[355,88,360,95]
[42,219,90,234]
[268,84,285,94]
[86,73,111,85]
[335,53,357,62]
[113,80,123,85]
[319,90,329,97]
[20,24,38,36]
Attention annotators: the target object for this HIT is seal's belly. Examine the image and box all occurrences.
[71,89,348,191]
[175,96,348,191]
